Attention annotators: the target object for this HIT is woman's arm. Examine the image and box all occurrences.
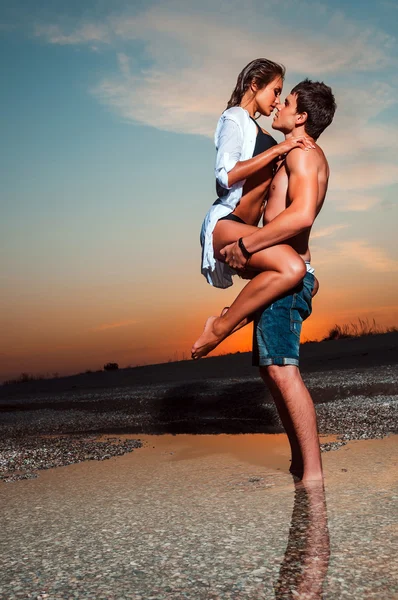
[216,118,314,191]
[228,137,315,188]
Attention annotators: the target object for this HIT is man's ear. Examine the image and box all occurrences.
[296,111,308,126]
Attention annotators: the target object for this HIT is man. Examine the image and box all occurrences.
[222,79,336,482]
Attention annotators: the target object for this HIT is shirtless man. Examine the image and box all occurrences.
[221,79,336,482]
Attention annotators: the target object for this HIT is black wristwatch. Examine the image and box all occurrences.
[238,237,252,261]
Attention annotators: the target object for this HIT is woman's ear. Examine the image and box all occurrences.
[250,78,259,93]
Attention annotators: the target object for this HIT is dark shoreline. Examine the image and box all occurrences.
[1,333,397,482]
[1,361,397,482]
[2,331,398,398]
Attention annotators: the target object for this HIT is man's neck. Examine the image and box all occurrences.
[285,126,310,140]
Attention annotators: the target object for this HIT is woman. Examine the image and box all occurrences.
[192,58,316,359]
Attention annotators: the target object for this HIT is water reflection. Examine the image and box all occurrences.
[274,483,330,599]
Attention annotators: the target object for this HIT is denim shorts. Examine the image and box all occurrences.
[252,272,315,367]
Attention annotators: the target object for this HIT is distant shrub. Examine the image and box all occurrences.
[323,318,397,341]
[104,362,119,371]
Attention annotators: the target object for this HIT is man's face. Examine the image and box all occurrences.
[272,92,300,134]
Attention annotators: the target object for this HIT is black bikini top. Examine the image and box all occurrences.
[250,117,277,156]
[216,116,278,197]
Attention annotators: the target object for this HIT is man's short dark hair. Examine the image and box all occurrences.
[291,79,336,140]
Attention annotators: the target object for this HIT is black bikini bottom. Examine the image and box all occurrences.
[218,213,247,225]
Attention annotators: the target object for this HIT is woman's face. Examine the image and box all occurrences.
[254,76,283,116]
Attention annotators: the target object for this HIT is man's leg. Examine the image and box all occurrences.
[261,364,323,483]
[260,366,303,476]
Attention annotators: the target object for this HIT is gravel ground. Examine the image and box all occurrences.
[0,363,397,482]
[0,436,142,483]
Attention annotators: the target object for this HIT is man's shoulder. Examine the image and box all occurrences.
[286,145,326,172]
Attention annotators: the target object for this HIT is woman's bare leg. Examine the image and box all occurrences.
[220,275,318,338]
[220,306,253,335]
[192,221,306,359]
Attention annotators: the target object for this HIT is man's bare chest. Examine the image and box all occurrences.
[264,162,290,223]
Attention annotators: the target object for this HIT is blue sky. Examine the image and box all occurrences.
[1,0,398,380]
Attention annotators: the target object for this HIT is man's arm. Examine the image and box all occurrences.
[220,149,320,269]
[242,149,319,254]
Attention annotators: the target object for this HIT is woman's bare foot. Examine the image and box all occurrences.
[191,316,225,360]
[220,307,251,334]
[191,307,254,360]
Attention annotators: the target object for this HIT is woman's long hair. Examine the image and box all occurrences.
[226,58,285,110]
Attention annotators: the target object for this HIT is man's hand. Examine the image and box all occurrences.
[220,241,248,270]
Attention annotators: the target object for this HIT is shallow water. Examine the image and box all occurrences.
[1,433,397,599]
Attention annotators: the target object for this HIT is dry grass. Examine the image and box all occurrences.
[2,372,46,386]
[323,318,398,341]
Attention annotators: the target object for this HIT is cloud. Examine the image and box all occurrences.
[338,240,398,272]
[314,239,398,272]
[92,319,139,332]
[35,23,110,45]
[311,224,349,239]
[330,163,398,192]
[329,193,382,212]
[31,3,398,203]
[320,84,398,159]
[34,1,396,140]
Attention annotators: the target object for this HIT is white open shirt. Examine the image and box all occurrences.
[200,107,258,289]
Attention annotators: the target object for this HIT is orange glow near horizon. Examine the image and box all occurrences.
[2,250,398,381]
[2,297,397,382]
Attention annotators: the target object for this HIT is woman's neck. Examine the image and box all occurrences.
[239,91,257,117]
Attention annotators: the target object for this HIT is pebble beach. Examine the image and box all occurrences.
[1,334,397,598]
[1,362,397,482]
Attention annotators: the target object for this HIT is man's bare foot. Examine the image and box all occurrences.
[289,465,304,480]
[290,468,323,483]
[301,472,324,484]
[191,316,225,360]
[289,458,323,483]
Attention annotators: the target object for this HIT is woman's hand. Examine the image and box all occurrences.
[220,241,248,270]
[276,136,315,156]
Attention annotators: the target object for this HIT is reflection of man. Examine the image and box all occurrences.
[223,80,336,482]
[274,482,330,599]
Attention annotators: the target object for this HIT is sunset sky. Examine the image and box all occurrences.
[1,0,398,382]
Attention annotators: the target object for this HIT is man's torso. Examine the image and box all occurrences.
[264,146,329,262]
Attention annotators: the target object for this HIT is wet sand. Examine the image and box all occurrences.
[1,433,397,599]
